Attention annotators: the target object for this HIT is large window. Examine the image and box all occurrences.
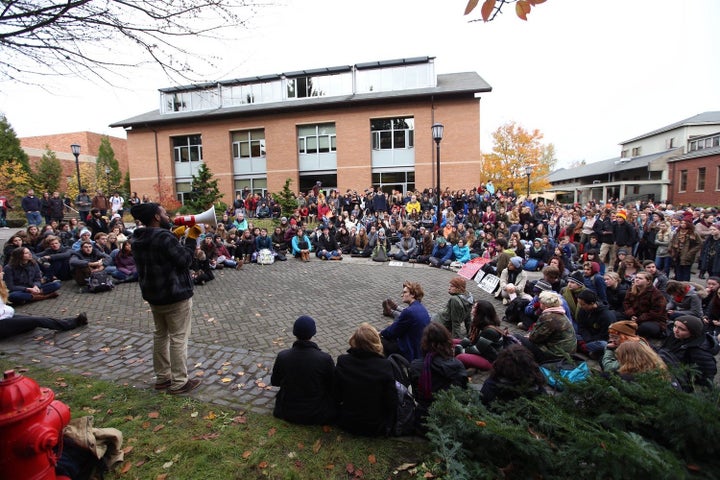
[371,118,414,150]
[679,170,687,192]
[372,171,415,194]
[173,135,202,163]
[232,130,265,159]
[286,73,352,99]
[221,81,282,107]
[298,124,336,154]
[234,178,267,196]
[697,167,706,191]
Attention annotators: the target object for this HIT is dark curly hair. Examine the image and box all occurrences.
[489,344,546,387]
[420,322,454,359]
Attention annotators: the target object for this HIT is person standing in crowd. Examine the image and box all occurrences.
[131,202,201,395]
[75,188,92,222]
[699,223,720,278]
[21,189,42,226]
[271,315,336,425]
[380,281,431,361]
[92,190,110,217]
[110,191,125,218]
[0,193,11,228]
[668,219,702,282]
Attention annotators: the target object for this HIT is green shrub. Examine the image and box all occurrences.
[424,375,720,479]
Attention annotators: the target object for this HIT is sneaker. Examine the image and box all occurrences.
[154,380,171,390]
[76,312,88,326]
[168,378,202,395]
[386,298,398,312]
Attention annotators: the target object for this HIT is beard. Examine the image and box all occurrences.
[160,219,173,230]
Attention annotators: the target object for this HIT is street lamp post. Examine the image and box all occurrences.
[525,165,533,198]
[71,144,82,193]
[105,166,111,194]
[431,123,444,229]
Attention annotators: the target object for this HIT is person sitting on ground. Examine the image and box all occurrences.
[603,271,628,320]
[271,315,336,425]
[410,323,468,430]
[428,236,453,268]
[371,228,391,262]
[291,227,313,262]
[643,259,669,299]
[659,315,719,391]
[601,320,648,373]
[561,271,587,322]
[351,226,371,257]
[108,240,138,283]
[621,271,668,339]
[190,249,214,285]
[316,225,343,260]
[234,228,255,265]
[665,280,704,320]
[414,231,435,264]
[452,238,471,264]
[71,228,94,251]
[3,247,62,305]
[35,234,73,281]
[380,281,431,361]
[2,234,26,266]
[575,289,613,360]
[333,323,397,436]
[479,344,547,406]
[516,291,577,364]
[69,241,110,287]
[455,299,513,371]
[431,277,474,339]
[0,270,87,339]
[613,341,669,381]
[581,261,607,303]
[498,256,529,304]
[393,228,417,262]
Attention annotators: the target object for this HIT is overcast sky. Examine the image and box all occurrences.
[1,0,718,169]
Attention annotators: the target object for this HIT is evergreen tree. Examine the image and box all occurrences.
[187,163,222,212]
[34,146,63,193]
[272,178,297,218]
[0,114,30,171]
[95,137,122,194]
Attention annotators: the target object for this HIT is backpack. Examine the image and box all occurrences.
[86,271,114,293]
[387,354,416,436]
[539,357,590,391]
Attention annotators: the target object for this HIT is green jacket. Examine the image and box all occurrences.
[435,292,474,339]
[529,310,577,360]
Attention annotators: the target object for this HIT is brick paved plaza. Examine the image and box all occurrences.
[0,249,491,413]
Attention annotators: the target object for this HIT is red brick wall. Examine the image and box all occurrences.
[125,95,484,200]
[668,153,720,206]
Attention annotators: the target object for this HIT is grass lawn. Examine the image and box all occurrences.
[0,359,433,480]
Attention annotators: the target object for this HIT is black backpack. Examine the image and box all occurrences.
[387,353,416,436]
[86,271,114,293]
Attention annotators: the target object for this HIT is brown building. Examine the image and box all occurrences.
[20,132,128,194]
[111,56,492,204]
[667,130,720,206]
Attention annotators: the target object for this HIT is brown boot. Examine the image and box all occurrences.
[235,258,243,270]
[245,254,252,264]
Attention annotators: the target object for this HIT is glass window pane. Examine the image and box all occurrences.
[379,131,392,149]
[240,142,250,158]
[307,137,318,153]
[394,130,406,149]
[250,141,261,157]
[232,144,239,158]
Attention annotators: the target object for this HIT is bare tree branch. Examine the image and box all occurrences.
[0,0,263,84]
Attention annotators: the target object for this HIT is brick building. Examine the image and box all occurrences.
[20,132,128,194]
[667,130,720,206]
[111,56,492,204]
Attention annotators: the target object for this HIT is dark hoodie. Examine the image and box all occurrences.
[661,332,719,390]
[409,353,468,422]
[576,302,613,343]
[131,227,194,305]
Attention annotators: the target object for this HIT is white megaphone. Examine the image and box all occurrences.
[174,206,217,228]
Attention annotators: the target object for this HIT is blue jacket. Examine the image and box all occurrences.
[452,245,471,264]
[380,300,431,361]
[431,244,453,263]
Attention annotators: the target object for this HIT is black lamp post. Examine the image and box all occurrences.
[71,144,82,193]
[431,123,444,229]
[525,165,533,198]
[105,166,111,194]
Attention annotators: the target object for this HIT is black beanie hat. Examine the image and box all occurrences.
[130,202,160,225]
[293,315,317,340]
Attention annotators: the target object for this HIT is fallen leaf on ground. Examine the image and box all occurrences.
[92,394,104,400]
[148,411,160,419]
[242,450,252,459]
[325,464,334,469]
[122,446,134,455]
[312,439,322,453]
[204,412,217,420]
[346,463,355,474]
[394,463,417,472]
[424,472,436,478]
[267,427,277,437]
[156,474,167,480]
[190,411,199,418]
[152,424,165,432]
[162,461,173,469]
[120,462,132,474]
[221,377,232,383]
[232,416,247,424]
[258,461,268,469]
[368,454,376,464]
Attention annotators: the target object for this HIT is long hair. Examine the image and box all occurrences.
[420,322,454,359]
[471,300,500,330]
[9,247,34,268]
[616,341,668,378]
[349,322,383,356]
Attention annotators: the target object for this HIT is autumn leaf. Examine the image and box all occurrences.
[267,427,277,437]
[354,468,364,478]
[346,463,355,474]
[92,394,104,400]
[464,0,479,15]
[232,415,247,424]
[481,0,496,21]
[148,411,160,419]
[190,411,199,418]
[242,450,252,459]
[322,425,332,433]
[141,422,150,429]
[153,424,165,433]
[258,461,268,469]
[122,446,134,455]
[120,462,132,474]
[515,0,531,20]
[368,454,377,464]
[220,377,232,383]
[312,439,322,453]
[325,464,334,470]
[297,442,305,450]
[528,0,546,4]
[424,472,436,479]
[156,474,168,480]
[204,411,217,420]
[394,463,417,472]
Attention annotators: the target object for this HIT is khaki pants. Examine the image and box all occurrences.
[151,298,193,390]
[599,242,613,271]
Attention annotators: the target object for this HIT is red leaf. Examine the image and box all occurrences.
[258,461,268,469]
[481,0,496,21]
[354,468,364,478]
[267,427,277,437]
[346,463,355,474]
[515,0,531,20]
[152,424,165,433]
[464,0,480,15]
[368,454,377,464]
[148,411,160,419]
[120,462,132,474]
[242,450,252,459]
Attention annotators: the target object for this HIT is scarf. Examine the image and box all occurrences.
[673,284,691,304]
[418,352,435,401]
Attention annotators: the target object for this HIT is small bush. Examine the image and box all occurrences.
[424,375,720,479]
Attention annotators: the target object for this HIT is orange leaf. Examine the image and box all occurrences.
[156,474,168,480]
[152,424,165,433]
[297,442,305,450]
[325,464,335,470]
[122,446,134,455]
[120,462,132,474]
[232,416,247,424]
[242,450,252,459]
[528,0,546,4]
[267,427,277,437]
[346,463,355,474]
[368,454,377,464]
[424,473,436,478]
[141,421,150,429]
[354,468,364,478]
[322,425,332,433]
[148,411,160,419]
[515,0,531,20]
[481,0,496,21]
[464,0,480,15]
[258,461,268,469]
[312,439,322,453]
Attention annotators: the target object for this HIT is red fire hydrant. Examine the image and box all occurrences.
[0,369,71,480]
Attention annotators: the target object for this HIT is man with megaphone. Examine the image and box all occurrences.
[130,203,202,395]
